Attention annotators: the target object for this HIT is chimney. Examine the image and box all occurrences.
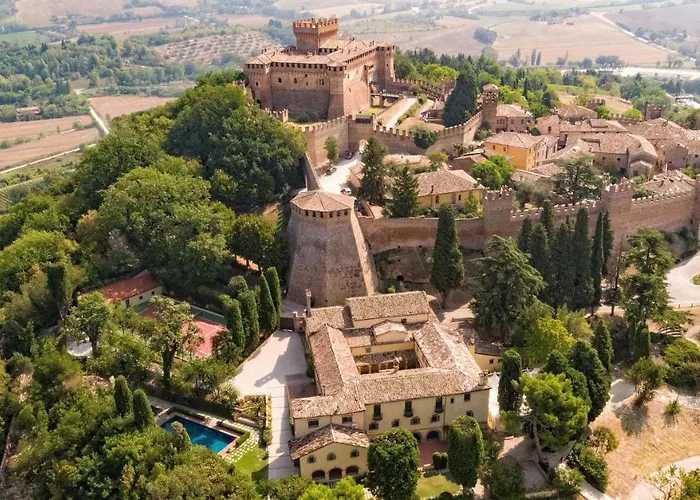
[479,372,489,386]
[305,289,312,316]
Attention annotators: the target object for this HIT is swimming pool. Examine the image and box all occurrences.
[160,415,235,454]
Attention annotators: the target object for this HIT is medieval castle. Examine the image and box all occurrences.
[245,18,395,119]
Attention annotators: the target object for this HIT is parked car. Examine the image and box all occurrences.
[340,188,351,195]
[326,166,337,175]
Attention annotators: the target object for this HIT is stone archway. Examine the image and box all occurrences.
[346,465,359,476]
[413,432,422,443]
[426,430,440,441]
[312,470,326,481]
[329,468,343,481]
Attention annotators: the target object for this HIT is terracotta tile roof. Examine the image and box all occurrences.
[415,169,480,197]
[247,39,390,66]
[289,424,369,460]
[641,170,694,195]
[483,83,498,91]
[497,103,532,118]
[346,291,430,322]
[94,272,162,303]
[373,320,407,338]
[557,104,597,120]
[292,190,354,212]
[307,306,352,333]
[309,325,358,395]
[486,132,544,149]
[412,323,482,378]
[559,119,627,134]
[342,328,375,348]
[580,133,657,161]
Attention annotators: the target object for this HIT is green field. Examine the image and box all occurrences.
[0,177,49,212]
[0,30,51,45]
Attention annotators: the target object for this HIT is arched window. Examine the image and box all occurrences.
[294,78,298,84]
[346,465,360,476]
[427,430,440,441]
[278,78,282,83]
[311,470,326,481]
[329,468,343,481]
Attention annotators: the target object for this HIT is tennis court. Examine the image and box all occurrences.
[140,303,226,358]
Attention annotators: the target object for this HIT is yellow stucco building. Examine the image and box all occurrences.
[288,291,492,483]
[484,132,555,171]
[414,169,484,209]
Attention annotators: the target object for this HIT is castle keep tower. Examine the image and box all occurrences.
[286,191,379,306]
[482,83,499,130]
[293,18,339,53]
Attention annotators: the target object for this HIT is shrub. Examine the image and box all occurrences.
[662,338,700,389]
[569,444,609,492]
[665,398,681,418]
[553,465,584,498]
[411,126,438,149]
[482,458,525,500]
[432,452,448,470]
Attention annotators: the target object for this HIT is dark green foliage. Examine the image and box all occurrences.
[447,416,484,489]
[517,217,532,252]
[258,274,278,335]
[444,69,479,126]
[499,349,523,412]
[601,211,613,275]
[572,208,593,309]
[0,319,34,359]
[389,167,419,218]
[482,459,526,500]
[358,138,389,205]
[540,199,555,240]
[473,236,544,340]
[553,465,584,498]
[232,214,283,272]
[264,267,282,316]
[569,444,609,492]
[366,428,420,500]
[662,338,700,389]
[528,223,551,290]
[239,290,260,353]
[570,341,611,421]
[543,350,569,375]
[133,389,155,429]
[471,155,514,189]
[592,320,613,374]
[257,476,311,500]
[432,452,448,470]
[215,297,244,361]
[412,126,438,148]
[430,204,465,304]
[592,212,604,305]
[550,221,576,308]
[554,154,601,203]
[627,357,665,405]
[170,421,192,452]
[228,275,249,298]
[565,367,592,410]
[113,375,133,417]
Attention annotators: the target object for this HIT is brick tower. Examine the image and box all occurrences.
[293,18,339,53]
[286,191,379,306]
[482,83,499,130]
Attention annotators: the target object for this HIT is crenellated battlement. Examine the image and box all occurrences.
[264,108,289,123]
[293,17,339,29]
[298,115,350,132]
[604,180,632,194]
[483,187,516,202]
[631,188,695,206]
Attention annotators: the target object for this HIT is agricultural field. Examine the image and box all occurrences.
[492,14,670,66]
[156,31,281,64]
[213,14,276,27]
[15,0,129,26]
[308,2,383,18]
[0,128,99,170]
[0,30,51,44]
[78,17,195,41]
[0,115,93,142]
[88,96,174,121]
[558,93,633,114]
[606,4,700,37]
[0,177,52,212]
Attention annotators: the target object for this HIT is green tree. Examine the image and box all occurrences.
[473,236,545,340]
[471,155,514,189]
[521,317,574,366]
[231,214,281,271]
[601,211,613,275]
[482,459,526,500]
[554,154,600,203]
[389,167,419,218]
[324,136,339,164]
[62,292,111,356]
[540,199,555,240]
[133,388,155,429]
[170,421,191,452]
[507,372,588,463]
[264,267,282,316]
[228,276,249,298]
[0,320,34,359]
[528,223,551,289]
[214,297,244,361]
[366,428,419,500]
[114,375,133,417]
[592,320,613,374]
[258,273,279,335]
[570,341,611,421]
[592,212,605,305]
[239,290,260,353]
[411,126,437,149]
[430,204,465,305]
[147,296,201,390]
[463,192,482,218]
[543,350,569,375]
[550,221,576,308]
[444,68,479,126]
[626,227,674,275]
[517,217,533,252]
[557,306,593,340]
[358,138,388,205]
[595,105,612,119]
[499,349,523,412]
[447,416,485,490]
[590,427,619,457]
[45,261,75,323]
[627,357,665,405]
[572,208,593,309]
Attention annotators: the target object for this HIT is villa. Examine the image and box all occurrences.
[288,291,491,482]
[94,271,164,308]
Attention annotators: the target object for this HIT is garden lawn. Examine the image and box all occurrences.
[235,447,268,481]
[416,472,462,499]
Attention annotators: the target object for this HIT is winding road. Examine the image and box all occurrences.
[666,254,700,307]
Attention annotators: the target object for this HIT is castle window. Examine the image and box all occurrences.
[450,397,455,404]
[344,210,349,216]
[320,213,323,218]
[369,422,379,430]
[391,419,400,427]
[342,415,352,424]
[255,82,258,87]
[435,196,439,203]
[411,417,420,425]
[350,449,360,458]
[308,419,319,428]
[464,393,471,401]
[294,78,297,84]
[305,210,309,216]
[327,453,336,461]
[329,212,333,218]
[489,359,494,364]
[337,211,342,217]
[466,410,474,417]
[278,78,282,83]
[458,195,462,201]
[307,455,316,463]
[312,212,316,218]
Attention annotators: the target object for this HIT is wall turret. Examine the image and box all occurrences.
[482,84,499,130]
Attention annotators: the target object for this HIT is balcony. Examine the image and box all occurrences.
[372,413,383,421]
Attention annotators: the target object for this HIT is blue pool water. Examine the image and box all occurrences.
[161,415,235,453]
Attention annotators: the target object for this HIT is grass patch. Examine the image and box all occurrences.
[416,472,462,499]
[361,106,385,116]
[693,274,700,286]
[0,31,50,45]
[235,447,268,481]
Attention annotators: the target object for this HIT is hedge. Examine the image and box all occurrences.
[569,444,609,492]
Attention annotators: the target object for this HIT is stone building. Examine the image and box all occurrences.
[289,291,490,482]
[484,132,557,170]
[245,18,395,119]
[481,83,534,133]
[286,190,379,307]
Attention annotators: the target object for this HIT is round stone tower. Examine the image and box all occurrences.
[286,190,379,307]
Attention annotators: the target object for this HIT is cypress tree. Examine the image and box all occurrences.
[592,212,605,306]
[264,267,282,316]
[239,290,260,352]
[517,217,533,252]
[528,224,551,290]
[258,274,278,335]
[430,204,465,306]
[133,389,154,429]
[551,221,575,308]
[443,68,478,127]
[447,416,485,490]
[498,349,522,412]
[565,367,592,410]
[540,199,555,241]
[114,375,133,417]
[592,320,613,373]
[571,208,593,309]
[543,350,568,375]
[358,138,388,205]
[228,275,248,298]
[536,51,542,65]
[601,211,614,276]
[389,167,419,218]
[215,297,244,360]
[571,341,611,422]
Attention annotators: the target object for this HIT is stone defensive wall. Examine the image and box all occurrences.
[357,181,700,254]
[388,78,451,101]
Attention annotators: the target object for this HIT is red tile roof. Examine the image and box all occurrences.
[95,273,162,303]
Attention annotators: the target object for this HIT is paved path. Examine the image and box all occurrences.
[667,255,700,307]
[231,329,310,479]
[628,455,700,499]
[383,97,417,129]
[319,152,361,194]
